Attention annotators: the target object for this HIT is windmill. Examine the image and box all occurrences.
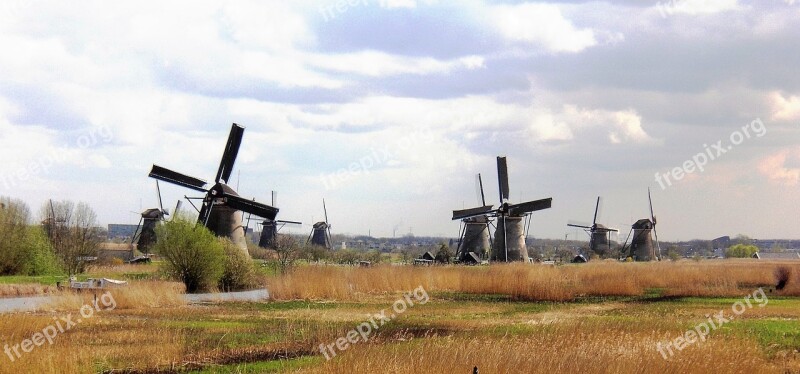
[254,191,301,249]
[451,173,493,262]
[130,183,183,254]
[490,156,552,262]
[148,123,278,254]
[567,197,618,258]
[307,199,332,249]
[620,188,661,261]
[42,199,66,249]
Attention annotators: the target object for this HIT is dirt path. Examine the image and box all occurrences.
[0,289,271,314]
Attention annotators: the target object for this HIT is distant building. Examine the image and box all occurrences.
[108,224,139,240]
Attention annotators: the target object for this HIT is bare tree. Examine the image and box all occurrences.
[273,234,301,274]
[41,200,101,275]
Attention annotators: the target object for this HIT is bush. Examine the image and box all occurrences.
[0,197,33,275]
[154,218,224,293]
[24,226,62,275]
[435,244,453,264]
[219,238,257,292]
[0,197,62,276]
[725,244,759,259]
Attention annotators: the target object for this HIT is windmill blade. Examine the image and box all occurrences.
[503,215,508,261]
[199,200,214,227]
[221,193,279,221]
[497,157,510,203]
[653,225,662,259]
[215,123,245,184]
[476,173,487,207]
[323,199,329,224]
[619,227,634,259]
[594,226,619,233]
[130,217,144,246]
[452,205,494,221]
[172,200,182,221]
[149,165,207,192]
[567,222,592,229]
[508,198,552,216]
[327,225,333,249]
[156,180,165,213]
[649,188,662,258]
[593,196,601,226]
[276,220,302,226]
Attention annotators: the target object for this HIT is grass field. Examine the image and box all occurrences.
[0,261,798,373]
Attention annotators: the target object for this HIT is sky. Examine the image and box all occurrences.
[0,0,798,241]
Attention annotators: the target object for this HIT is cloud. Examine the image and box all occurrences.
[309,51,485,77]
[490,3,597,53]
[0,0,798,239]
[759,149,800,186]
[771,92,800,121]
[380,0,422,9]
[557,105,656,145]
[655,0,743,17]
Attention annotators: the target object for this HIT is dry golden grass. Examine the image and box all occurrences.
[269,261,800,301]
[49,281,186,311]
[0,283,58,297]
[0,260,797,373]
[87,263,159,276]
[0,310,186,374]
[304,323,777,374]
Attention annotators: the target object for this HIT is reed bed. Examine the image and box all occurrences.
[49,281,186,311]
[303,321,776,374]
[0,283,58,297]
[268,261,800,301]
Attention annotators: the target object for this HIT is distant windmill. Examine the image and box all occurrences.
[130,181,183,253]
[254,191,301,249]
[620,188,661,261]
[567,196,618,258]
[307,199,332,249]
[42,199,66,249]
[148,123,278,254]
[490,156,552,262]
[451,173,493,262]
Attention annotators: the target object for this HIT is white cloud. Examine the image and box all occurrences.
[525,105,655,145]
[491,3,597,53]
[771,92,800,121]
[380,0,420,9]
[309,51,485,77]
[759,149,800,186]
[656,0,743,16]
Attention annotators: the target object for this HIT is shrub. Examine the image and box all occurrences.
[24,226,63,275]
[154,218,224,293]
[435,244,453,264]
[0,197,62,276]
[0,197,33,275]
[725,244,758,258]
[219,238,257,291]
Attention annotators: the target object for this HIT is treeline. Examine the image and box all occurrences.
[0,196,102,276]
